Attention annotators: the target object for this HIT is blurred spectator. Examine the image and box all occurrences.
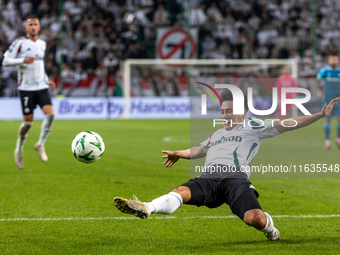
[20,0,33,18]
[134,5,150,26]
[286,30,299,52]
[37,0,50,18]
[40,13,50,29]
[109,1,122,17]
[111,37,125,55]
[74,62,88,81]
[189,4,206,26]
[201,35,216,54]
[248,12,261,31]
[154,4,170,26]
[256,43,269,59]
[103,51,118,68]
[59,63,75,90]
[3,23,18,43]
[206,3,222,22]
[83,51,97,74]
[63,0,75,14]
[0,0,339,86]
[128,42,144,59]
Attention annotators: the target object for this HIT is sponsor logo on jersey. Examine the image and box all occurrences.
[210,135,242,147]
[326,77,340,82]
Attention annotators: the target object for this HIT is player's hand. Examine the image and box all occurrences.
[23,57,35,64]
[320,97,340,117]
[162,150,179,168]
[317,89,322,101]
[48,80,56,89]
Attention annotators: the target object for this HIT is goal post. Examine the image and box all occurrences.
[122,58,298,119]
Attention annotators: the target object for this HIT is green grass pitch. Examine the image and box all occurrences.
[0,119,339,254]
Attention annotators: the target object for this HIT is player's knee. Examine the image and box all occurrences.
[23,115,33,122]
[42,105,54,115]
[171,186,190,203]
[243,210,266,229]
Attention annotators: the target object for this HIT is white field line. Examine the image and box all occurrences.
[1,214,340,222]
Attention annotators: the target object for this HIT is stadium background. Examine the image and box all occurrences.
[1,0,340,254]
[0,0,335,99]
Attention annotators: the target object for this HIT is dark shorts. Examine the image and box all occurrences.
[181,178,262,219]
[19,89,52,115]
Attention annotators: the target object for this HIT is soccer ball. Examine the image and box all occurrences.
[71,131,105,163]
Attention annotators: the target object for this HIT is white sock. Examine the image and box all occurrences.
[146,192,183,214]
[16,122,32,153]
[37,114,54,146]
[261,212,275,234]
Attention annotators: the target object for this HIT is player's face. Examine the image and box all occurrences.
[220,101,246,131]
[282,66,289,75]
[328,56,339,67]
[25,18,41,37]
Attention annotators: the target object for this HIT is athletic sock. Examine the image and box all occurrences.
[337,124,340,139]
[16,122,32,153]
[37,114,54,146]
[324,123,330,140]
[260,212,275,235]
[146,192,183,214]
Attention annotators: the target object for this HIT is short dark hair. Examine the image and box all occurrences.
[328,49,338,56]
[26,14,38,21]
[220,89,248,111]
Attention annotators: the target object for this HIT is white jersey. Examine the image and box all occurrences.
[200,118,280,178]
[2,37,49,91]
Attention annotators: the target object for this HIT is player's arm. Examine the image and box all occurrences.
[48,80,56,89]
[316,80,323,101]
[44,72,56,89]
[316,68,325,100]
[162,146,206,168]
[274,98,340,133]
[2,40,35,66]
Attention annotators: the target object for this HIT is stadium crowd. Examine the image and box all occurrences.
[0,0,339,96]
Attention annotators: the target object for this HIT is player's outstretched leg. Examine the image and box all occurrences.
[114,192,183,219]
[35,114,54,162]
[261,212,281,241]
[114,196,151,219]
[14,122,32,170]
[243,209,280,241]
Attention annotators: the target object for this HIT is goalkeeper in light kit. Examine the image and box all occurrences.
[2,15,56,170]
[114,90,339,241]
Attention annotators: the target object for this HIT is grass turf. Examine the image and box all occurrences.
[0,119,339,254]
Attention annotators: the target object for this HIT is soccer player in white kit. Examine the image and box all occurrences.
[2,15,56,170]
[114,90,339,241]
